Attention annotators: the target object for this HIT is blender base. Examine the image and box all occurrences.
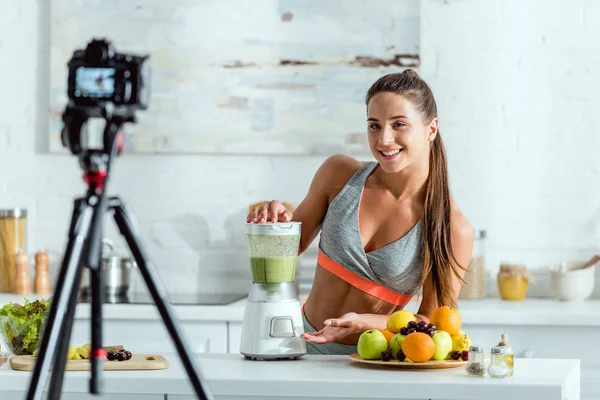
[239,296,307,360]
[241,353,306,361]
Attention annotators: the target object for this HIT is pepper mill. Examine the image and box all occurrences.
[13,251,31,295]
[34,251,50,294]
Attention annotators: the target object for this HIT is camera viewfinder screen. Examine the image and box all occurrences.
[74,67,116,98]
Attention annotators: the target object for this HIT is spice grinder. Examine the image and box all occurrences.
[239,222,306,360]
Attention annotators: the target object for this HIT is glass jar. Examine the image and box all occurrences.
[488,346,509,378]
[497,263,534,301]
[0,209,27,293]
[465,345,486,376]
[497,333,514,376]
[459,230,486,299]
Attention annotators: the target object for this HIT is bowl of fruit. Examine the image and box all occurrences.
[350,306,473,369]
[0,298,51,356]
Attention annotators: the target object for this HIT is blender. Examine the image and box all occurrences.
[239,222,307,360]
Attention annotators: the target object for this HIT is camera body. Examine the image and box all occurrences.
[67,38,150,110]
[62,38,151,156]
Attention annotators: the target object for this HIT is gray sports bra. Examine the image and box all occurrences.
[318,161,424,302]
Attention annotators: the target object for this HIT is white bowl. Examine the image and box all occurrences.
[550,261,595,301]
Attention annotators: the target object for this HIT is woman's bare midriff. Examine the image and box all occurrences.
[302,264,399,345]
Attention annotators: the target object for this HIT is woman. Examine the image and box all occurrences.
[247,69,474,355]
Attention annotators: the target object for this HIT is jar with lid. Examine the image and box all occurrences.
[465,345,486,376]
[488,346,509,378]
[0,208,27,293]
[459,230,486,299]
[497,263,534,301]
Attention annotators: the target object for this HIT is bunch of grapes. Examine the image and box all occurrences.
[400,320,436,337]
[450,350,469,361]
[107,348,132,361]
[379,349,407,362]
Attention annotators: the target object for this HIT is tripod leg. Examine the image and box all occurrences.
[26,199,95,400]
[88,245,105,394]
[109,197,215,400]
[47,261,84,400]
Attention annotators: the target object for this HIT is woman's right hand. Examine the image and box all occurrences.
[247,200,293,224]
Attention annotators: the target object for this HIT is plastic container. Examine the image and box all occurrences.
[0,209,27,293]
[246,222,301,283]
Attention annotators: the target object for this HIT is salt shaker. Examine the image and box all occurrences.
[465,345,486,376]
[34,251,50,294]
[488,346,509,378]
[13,251,31,295]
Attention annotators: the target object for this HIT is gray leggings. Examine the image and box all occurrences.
[302,313,358,355]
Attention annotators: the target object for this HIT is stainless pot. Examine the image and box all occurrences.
[79,239,136,295]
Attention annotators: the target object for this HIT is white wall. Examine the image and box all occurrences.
[0,0,598,296]
[421,0,600,293]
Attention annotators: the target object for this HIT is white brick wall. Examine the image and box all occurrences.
[1,0,599,296]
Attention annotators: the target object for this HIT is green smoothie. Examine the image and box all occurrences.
[250,256,297,283]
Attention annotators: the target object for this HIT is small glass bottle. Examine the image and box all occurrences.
[488,346,509,378]
[465,345,485,376]
[497,333,514,376]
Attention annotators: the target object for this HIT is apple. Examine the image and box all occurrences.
[431,330,452,361]
[389,333,407,359]
[357,330,389,360]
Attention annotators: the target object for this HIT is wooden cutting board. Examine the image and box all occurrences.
[10,354,169,371]
[349,353,467,369]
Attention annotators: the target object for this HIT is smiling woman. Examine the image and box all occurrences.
[247,69,474,355]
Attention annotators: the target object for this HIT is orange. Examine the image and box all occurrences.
[401,332,435,362]
[429,306,462,336]
[379,329,395,343]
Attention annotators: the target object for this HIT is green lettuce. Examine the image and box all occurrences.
[0,298,51,355]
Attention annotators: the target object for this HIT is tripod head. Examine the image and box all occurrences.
[61,104,134,190]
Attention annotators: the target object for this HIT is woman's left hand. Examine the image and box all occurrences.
[300,312,363,344]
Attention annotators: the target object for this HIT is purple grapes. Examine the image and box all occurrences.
[381,350,391,362]
[461,350,469,361]
[396,350,406,361]
[400,327,408,336]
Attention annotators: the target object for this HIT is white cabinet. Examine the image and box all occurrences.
[227,322,242,354]
[4,394,163,400]
[71,318,228,354]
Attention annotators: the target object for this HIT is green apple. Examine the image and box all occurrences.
[357,330,389,360]
[389,333,407,359]
[431,330,452,361]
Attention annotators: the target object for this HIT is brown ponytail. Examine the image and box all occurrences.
[365,69,464,308]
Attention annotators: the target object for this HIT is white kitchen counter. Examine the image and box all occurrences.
[0,353,580,400]
[2,292,600,326]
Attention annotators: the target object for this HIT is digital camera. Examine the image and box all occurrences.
[66,38,150,110]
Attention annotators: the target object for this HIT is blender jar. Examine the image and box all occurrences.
[246,222,301,283]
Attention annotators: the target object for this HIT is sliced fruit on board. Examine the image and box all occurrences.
[10,354,169,371]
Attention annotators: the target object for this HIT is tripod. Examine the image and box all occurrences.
[25,113,215,400]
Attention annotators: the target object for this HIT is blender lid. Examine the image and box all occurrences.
[246,222,301,236]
